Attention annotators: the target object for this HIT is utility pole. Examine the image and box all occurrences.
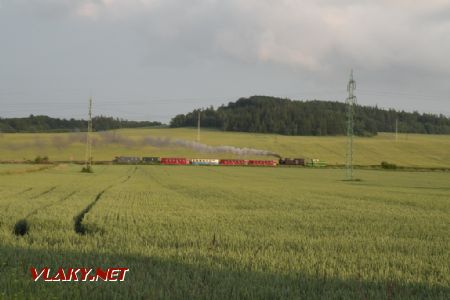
[395,118,398,142]
[346,70,357,180]
[197,109,201,142]
[83,97,93,172]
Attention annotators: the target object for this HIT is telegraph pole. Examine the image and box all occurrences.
[346,70,357,180]
[395,118,398,142]
[83,97,93,172]
[197,109,201,142]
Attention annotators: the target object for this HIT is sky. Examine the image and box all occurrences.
[0,0,449,123]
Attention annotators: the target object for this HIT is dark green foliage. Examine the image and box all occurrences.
[81,166,93,173]
[170,96,450,136]
[13,219,29,236]
[34,156,49,164]
[381,161,398,169]
[0,115,162,133]
[73,213,86,235]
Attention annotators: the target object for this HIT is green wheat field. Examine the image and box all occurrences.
[0,129,449,299]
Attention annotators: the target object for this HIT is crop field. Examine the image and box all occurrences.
[0,128,449,167]
[0,164,449,299]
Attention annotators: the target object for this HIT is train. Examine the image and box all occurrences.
[113,156,326,167]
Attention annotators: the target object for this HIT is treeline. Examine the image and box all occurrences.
[0,115,162,133]
[170,96,450,136]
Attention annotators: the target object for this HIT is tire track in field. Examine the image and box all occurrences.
[11,186,59,236]
[121,166,138,184]
[73,166,138,235]
[12,191,78,236]
[74,187,112,234]
[25,191,77,218]
[0,188,33,211]
[140,166,197,197]
[30,186,57,199]
[5,186,57,214]
[13,166,137,236]
[139,167,201,200]
[15,187,33,195]
[138,167,168,189]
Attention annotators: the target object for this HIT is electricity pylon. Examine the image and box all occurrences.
[346,70,357,180]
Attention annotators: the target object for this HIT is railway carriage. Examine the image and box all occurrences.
[248,160,277,167]
[160,157,190,165]
[219,159,248,166]
[190,158,220,166]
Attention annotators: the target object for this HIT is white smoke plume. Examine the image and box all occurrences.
[7,131,280,158]
[141,136,280,158]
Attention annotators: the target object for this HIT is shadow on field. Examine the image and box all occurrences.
[0,244,447,300]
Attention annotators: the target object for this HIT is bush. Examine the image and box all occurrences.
[81,166,93,173]
[13,219,29,236]
[381,161,397,169]
[34,155,49,164]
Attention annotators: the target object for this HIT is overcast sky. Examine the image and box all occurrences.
[1,0,449,122]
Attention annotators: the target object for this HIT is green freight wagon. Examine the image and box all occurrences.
[306,158,326,167]
[142,157,160,164]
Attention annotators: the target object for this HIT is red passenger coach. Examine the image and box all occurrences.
[219,159,248,166]
[248,160,277,167]
[160,157,189,165]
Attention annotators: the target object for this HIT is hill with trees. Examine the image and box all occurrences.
[0,115,162,133]
[170,96,450,136]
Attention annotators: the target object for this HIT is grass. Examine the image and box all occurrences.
[0,164,449,299]
[0,128,449,167]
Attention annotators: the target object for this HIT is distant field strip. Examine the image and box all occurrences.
[0,164,56,175]
[0,128,449,167]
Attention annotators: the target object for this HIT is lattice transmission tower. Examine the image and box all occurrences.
[346,70,357,180]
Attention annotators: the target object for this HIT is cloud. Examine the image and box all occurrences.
[76,2,98,18]
[82,0,450,73]
[2,0,450,120]
[8,0,450,74]
[73,0,161,18]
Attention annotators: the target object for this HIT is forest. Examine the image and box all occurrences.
[170,96,450,136]
[0,115,162,133]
